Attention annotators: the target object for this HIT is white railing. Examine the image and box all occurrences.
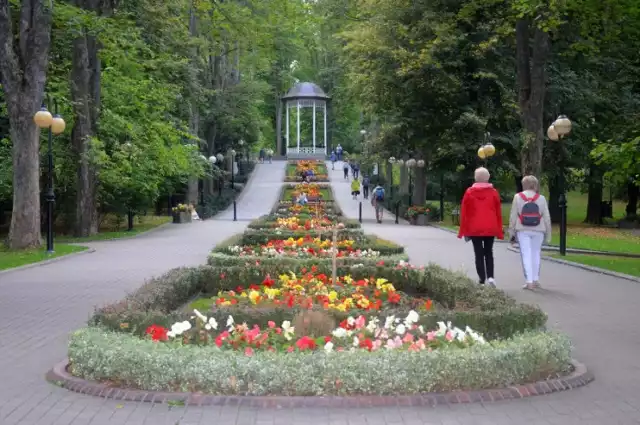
[287,147,326,154]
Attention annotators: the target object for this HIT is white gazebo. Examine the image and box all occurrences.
[278,82,330,158]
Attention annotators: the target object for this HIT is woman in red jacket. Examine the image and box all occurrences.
[457,167,504,287]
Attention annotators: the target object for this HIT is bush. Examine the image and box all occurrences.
[90,261,547,341]
[69,327,572,396]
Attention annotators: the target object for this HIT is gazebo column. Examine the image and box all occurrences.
[297,100,301,153]
[285,103,290,155]
[312,101,316,154]
[323,104,328,156]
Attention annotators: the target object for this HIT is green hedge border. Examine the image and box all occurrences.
[68,327,572,396]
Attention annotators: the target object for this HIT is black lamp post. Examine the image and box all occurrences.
[216,153,224,196]
[34,97,66,254]
[125,142,134,231]
[388,157,396,198]
[547,115,573,256]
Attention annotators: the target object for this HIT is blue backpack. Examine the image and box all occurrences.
[375,187,385,201]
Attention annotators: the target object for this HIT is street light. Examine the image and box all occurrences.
[33,97,65,253]
[388,157,396,197]
[124,142,135,231]
[477,132,496,164]
[547,115,572,256]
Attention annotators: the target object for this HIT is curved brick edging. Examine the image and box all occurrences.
[46,359,593,408]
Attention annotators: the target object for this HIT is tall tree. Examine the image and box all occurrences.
[0,0,53,248]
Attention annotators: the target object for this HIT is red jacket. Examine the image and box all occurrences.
[457,183,504,239]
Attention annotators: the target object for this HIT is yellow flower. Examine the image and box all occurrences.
[328,291,338,302]
[263,287,281,299]
[249,290,260,304]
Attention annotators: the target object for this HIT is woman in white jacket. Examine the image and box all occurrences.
[508,175,552,290]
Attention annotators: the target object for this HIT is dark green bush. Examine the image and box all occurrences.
[90,262,546,341]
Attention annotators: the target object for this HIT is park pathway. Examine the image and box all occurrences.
[214,161,286,221]
[0,160,639,424]
[328,162,640,424]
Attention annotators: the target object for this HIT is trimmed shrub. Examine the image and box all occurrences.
[69,327,572,396]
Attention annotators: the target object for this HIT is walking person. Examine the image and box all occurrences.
[508,175,552,290]
[336,144,343,161]
[350,178,361,200]
[371,184,385,223]
[330,151,337,169]
[353,163,360,179]
[343,161,350,179]
[457,167,504,287]
[362,175,370,199]
[259,148,265,163]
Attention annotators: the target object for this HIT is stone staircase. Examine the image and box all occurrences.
[286,151,327,161]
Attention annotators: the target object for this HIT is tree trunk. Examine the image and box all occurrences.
[186,0,199,205]
[413,166,427,205]
[0,0,53,249]
[276,95,283,156]
[70,31,99,237]
[400,166,408,194]
[516,19,549,177]
[626,182,638,218]
[584,162,603,224]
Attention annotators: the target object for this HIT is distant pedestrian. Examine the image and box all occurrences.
[508,175,552,290]
[362,175,370,199]
[330,151,337,169]
[259,148,265,163]
[353,163,360,179]
[343,161,349,179]
[457,167,504,287]
[336,144,343,161]
[350,178,361,200]
[371,184,385,223]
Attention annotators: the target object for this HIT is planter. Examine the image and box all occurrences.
[410,214,428,226]
[173,212,192,224]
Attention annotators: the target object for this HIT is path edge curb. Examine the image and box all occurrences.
[507,246,640,283]
[46,359,593,408]
[0,248,96,276]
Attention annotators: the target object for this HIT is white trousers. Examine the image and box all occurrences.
[517,230,544,283]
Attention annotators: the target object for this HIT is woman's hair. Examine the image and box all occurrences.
[474,167,490,182]
[522,175,539,191]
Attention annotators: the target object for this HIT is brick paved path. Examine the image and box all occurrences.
[1,160,639,424]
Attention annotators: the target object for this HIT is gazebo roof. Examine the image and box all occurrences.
[282,82,330,101]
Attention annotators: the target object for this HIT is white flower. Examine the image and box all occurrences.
[352,336,360,347]
[282,320,295,340]
[366,317,379,333]
[167,320,192,338]
[332,327,347,338]
[418,325,425,334]
[395,324,406,335]
[384,316,395,329]
[347,316,355,327]
[205,317,218,331]
[324,341,334,353]
[193,309,208,323]
[404,310,419,326]
[226,315,235,329]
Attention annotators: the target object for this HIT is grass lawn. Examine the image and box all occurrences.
[56,215,171,243]
[0,244,88,271]
[550,253,640,278]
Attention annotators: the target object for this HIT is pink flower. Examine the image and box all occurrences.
[402,333,414,343]
[372,339,383,351]
[287,346,295,353]
[244,347,254,356]
[445,331,454,341]
[268,321,276,328]
[355,315,366,329]
[426,331,437,341]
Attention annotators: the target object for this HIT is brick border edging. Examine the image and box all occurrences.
[507,246,640,283]
[46,359,593,408]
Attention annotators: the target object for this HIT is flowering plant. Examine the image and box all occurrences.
[407,205,430,218]
[212,271,432,312]
[226,236,378,258]
[172,203,191,213]
[274,217,334,230]
[147,310,485,354]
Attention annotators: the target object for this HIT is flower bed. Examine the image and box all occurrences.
[282,183,332,202]
[285,160,329,182]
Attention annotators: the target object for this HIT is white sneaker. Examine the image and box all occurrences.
[487,278,496,288]
[522,283,534,290]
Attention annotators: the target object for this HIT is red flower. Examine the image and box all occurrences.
[235,286,244,292]
[425,299,433,310]
[220,273,226,279]
[377,261,384,266]
[359,338,374,351]
[249,284,260,291]
[145,325,168,342]
[295,336,317,351]
[311,265,318,273]
[268,321,276,328]
[387,291,401,303]
[262,276,275,287]
[324,336,331,343]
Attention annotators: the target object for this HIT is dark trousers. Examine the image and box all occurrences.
[470,236,495,283]
[363,185,369,199]
[344,169,349,179]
